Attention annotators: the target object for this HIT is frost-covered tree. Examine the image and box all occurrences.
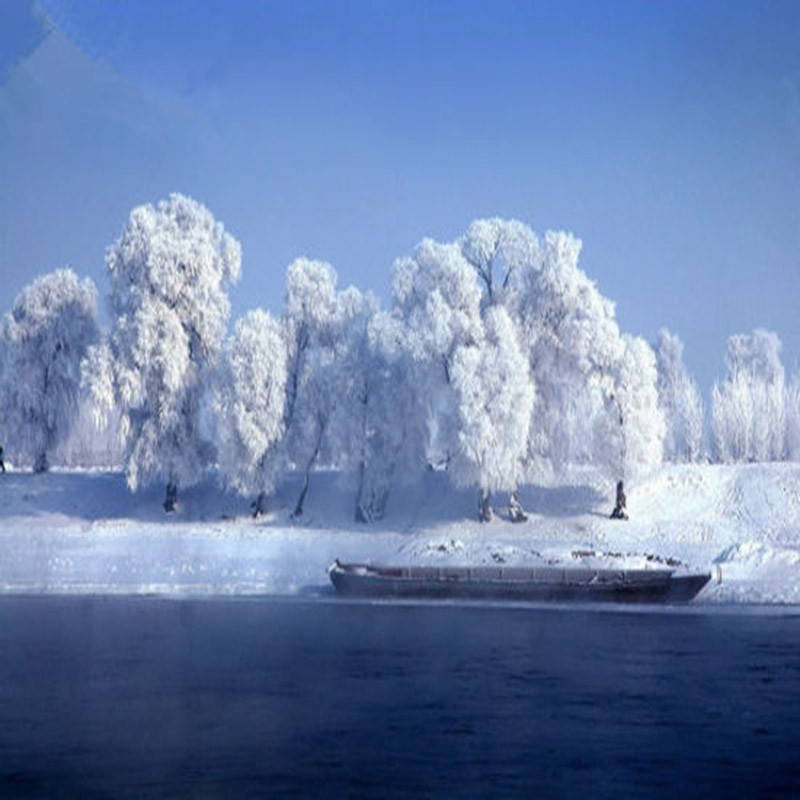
[786,374,800,461]
[448,305,534,521]
[393,235,534,520]
[54,392,124,468]
[362,312,428,521]
[214,309,287,516]
[0,269,98,471]
[520,231,624,475]
[328,300,427,523]
[392,238,482,500]
[517,231,664,503]
[281,258,365,517]
[725,329,785,384]
[711,374,751,463]
[595,334,665,482]
[88,193,241,510]
[458,219,540,517]
[654,329,704,462]
[393,238,484,377]
[711,329,785,462]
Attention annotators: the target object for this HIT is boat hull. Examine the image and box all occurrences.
[329,563,711,604]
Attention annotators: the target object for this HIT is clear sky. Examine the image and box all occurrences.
[1,0,799,390]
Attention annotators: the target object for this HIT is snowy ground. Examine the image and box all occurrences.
[1,463,799,603]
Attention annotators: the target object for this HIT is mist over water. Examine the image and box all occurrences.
[1,597,799,798]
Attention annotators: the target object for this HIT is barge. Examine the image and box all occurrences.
[329,560,711,603]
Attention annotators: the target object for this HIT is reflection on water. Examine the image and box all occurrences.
[1,597,799,798]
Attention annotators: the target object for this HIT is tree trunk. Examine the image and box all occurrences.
[478,488,492,522]
[508,488,528,523]
[292,427,324,519]
[355,454,395,524]
[610,479,628,520]
[163,481,178,513]
[252,491,267,518]
[293,471,310,519]
[356,487,390,524]
[355,460,368,523]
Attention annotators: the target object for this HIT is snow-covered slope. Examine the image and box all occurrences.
[1,464,799,603]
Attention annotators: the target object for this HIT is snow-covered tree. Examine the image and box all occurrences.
[214,309,287,516]
[725,329,785,384]
[54,392,124,468]
[392,234,534,520]
[361,311,428,521]
[786,374,800,461]
[393,238,484,375]
[327,299,427,523]
[281,258,366,517]
[595,334,665,482]
[392,237,483,495]
[517,231,665,505]
[655,329,704,462]
[711,329,785,462]
[448,305,534,520]
[0,268,99,471]
[520,231,625,475]
[88,193,241,509]
[711,374,750,463]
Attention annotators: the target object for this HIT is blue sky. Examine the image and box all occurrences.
[1,0,799,390]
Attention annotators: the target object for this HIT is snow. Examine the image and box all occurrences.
[1,462,799,603]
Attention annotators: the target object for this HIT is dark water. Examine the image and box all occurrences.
[1,597,799,798]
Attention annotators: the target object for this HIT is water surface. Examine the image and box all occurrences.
[1,597,799,797]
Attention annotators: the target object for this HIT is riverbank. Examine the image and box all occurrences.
[1,463,799,602]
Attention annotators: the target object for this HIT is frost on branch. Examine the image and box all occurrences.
[460,218,540,308]
[0,268,98,472]
[96,193,241,507]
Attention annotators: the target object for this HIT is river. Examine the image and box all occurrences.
[1,596,799,797]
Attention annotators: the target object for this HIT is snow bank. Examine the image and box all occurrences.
[1,463,799,603]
